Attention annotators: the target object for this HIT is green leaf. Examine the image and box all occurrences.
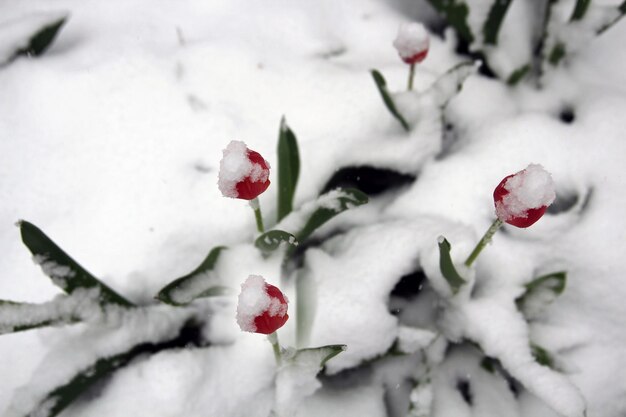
[423,0,474,44]
[531,344,554,368]
[293,344,346,368]
[548,42,566,66]
[24,320,204,417]
[255,230,298,255]
[516,271,566,316]
[156,246,227,306]
[428,61,476,108]
[277,117,300,222]
[483,0,513,45]
[437,237,466,294]
[507,65,531,86]
[570,0,591,21]
[0,299,79,334]
[296,188,368,243]
[17,15,67,58]
[371,70,410,131]
[18,221,133,307]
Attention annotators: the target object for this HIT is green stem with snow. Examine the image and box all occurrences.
[268,332,282,365]
[250,198,265,233]
[464,218,503,268]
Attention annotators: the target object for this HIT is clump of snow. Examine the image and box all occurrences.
[32,255,75,291]
[495,164,556,222]
[236,275,287,333]
[392,22,429,62]
[217,141,269,198]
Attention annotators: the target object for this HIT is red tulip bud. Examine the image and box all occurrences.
[393,22,430,65]
[494,164,556,228]
[236,275,289,335]
[218,141,270,200]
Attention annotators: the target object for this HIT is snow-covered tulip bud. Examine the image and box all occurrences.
[218,140,271,200]
[393,22,430,65]
[236,275,289,335]
[494,164,556,228]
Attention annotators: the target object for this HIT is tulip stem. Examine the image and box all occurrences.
[464,218,503,268]
[250,198,265,233]
[408,63,416,91]
[268,332,282,365]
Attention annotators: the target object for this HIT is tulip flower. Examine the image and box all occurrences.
[393,22,430,91]
[218,140,271,232]
[465,164,556,267]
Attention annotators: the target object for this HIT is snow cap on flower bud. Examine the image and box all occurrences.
[218,140,271,200]
[236,275,289,334]
[494,164,556,228]
[393,22,430,65]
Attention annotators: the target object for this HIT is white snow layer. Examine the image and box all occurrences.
[1,0,626,417]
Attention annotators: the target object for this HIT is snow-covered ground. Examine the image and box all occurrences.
[1,0,625,416]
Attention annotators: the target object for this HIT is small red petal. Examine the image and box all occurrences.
[234,149,271,200]
[252,283,289,335]
[402,49,429,64]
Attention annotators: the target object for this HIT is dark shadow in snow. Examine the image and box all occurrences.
[321,166,416,197]
[456,378,473,405]
[559,106,575,124]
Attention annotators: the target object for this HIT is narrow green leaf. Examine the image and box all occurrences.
[255,230,298,254]
[296,188,368,243]
[507,65,531,86]
[423,0,474,44]
[18,221,133,307]
[548,42,566,66]
[156,246,227,306]
[516,271,566,316]
[294,344,347,368]
[17,15,67,58]
[483,0,513,45]
[437,237,466,294]
[277,117,300,222]
[371,69,410,131]
[531,344,554,368]
[570,0,591,21]
[0,299,79,334]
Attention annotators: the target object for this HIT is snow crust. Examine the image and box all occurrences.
[495,164,556,222]
[218,140,269,198]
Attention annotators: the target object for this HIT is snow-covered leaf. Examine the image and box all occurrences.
[370,69,410,131]
[156,246,227,306]
[254,229,298,255]
[516,271,566,319]
[531,343,555,369]
[293,344,347,368]
[427,61,476,109]
[0,11,68,65]
[437,237,466,294]
[277,116,300,222]
[423,0,474,44]
[295,188,368,243]
[0,299,78,334]
[18,221,133,307]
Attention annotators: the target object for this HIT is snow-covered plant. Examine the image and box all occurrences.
[0,117,367,417]
[371,22,474,132]
[393,22,430,90]
[423,0,625,85]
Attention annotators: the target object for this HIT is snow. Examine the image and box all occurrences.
[218,140,270,199]
[1,0,626,416]
[392,22,429,62]
[495,164,557,222]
